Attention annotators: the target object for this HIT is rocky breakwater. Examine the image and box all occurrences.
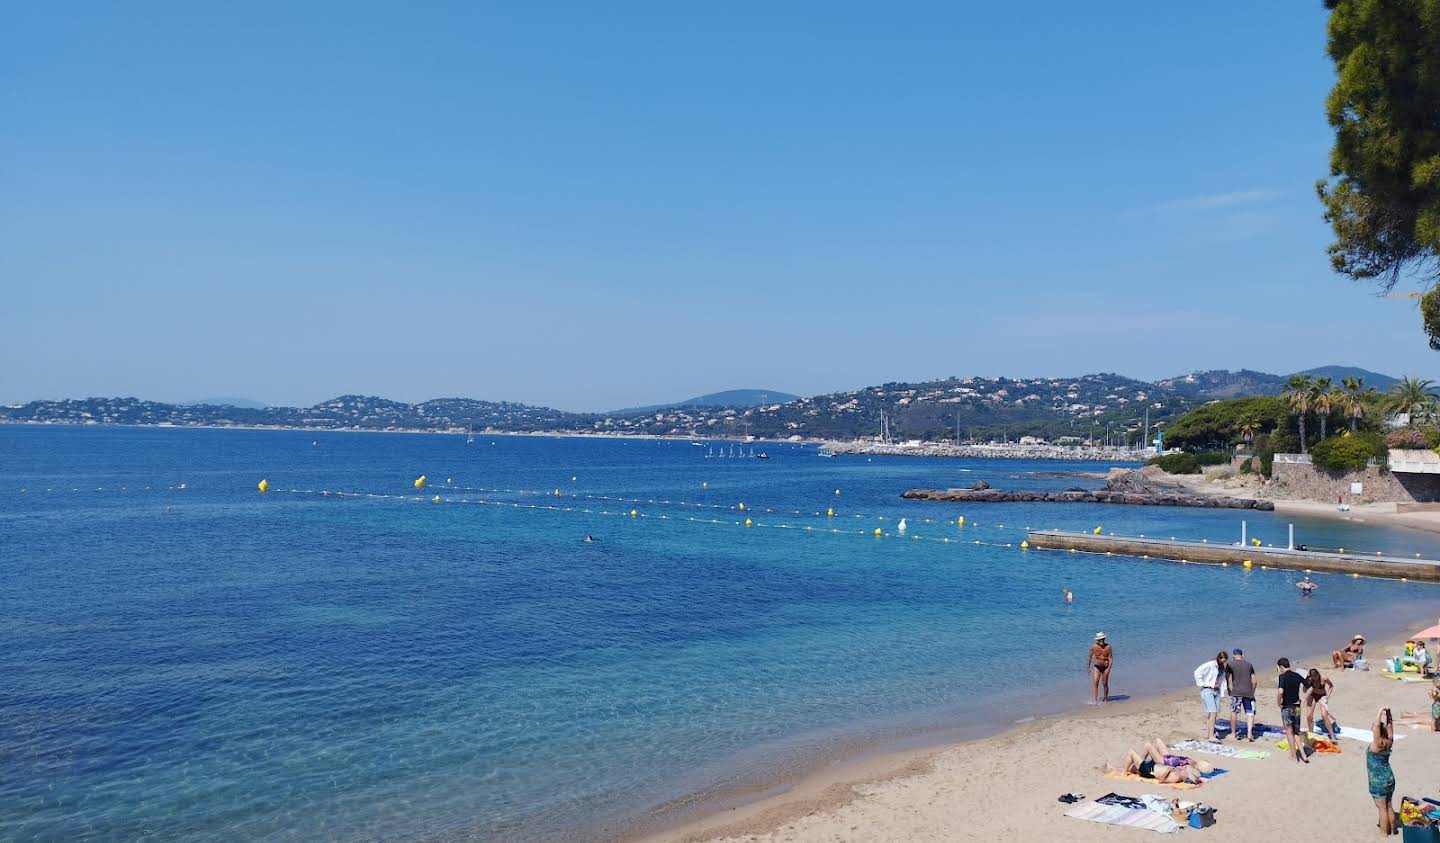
[901,470,1274,510]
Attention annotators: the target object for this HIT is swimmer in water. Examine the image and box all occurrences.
[1297,576,1317,596]
[1062,586,1074,604]
[584,535,595,543]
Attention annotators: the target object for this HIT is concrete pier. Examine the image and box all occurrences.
[1026,530,1440,583]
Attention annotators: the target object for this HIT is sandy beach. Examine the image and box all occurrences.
[1161,469,1440,538]
[644,628,1440,843]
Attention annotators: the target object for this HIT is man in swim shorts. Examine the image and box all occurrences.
[1088,632,1112,704]
[1225,647,1258,741]
[1276,657,1308,764]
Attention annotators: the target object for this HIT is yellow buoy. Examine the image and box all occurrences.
[745,518,753,527]
[1020,540,1029,549]
[826,508,835,517]
[874,527,883,537]
[957,516,965,526]
[1093,526,1102,535]
[738,502,746,511]
[554,489,561,497]
[257,479,269,493]
[432,495,441,503]
[414,475,427,490]
[630,509,638,518]
[1242,560,1253,569]
[1251,538,1261,546]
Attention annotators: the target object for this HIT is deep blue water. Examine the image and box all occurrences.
[3,426,1439,841]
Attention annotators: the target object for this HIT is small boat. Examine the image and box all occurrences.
[757,452,769,460]
[691,441,705,447]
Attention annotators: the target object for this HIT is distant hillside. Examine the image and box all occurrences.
[614,388,800,416]
[1296,366,1399,391]
[0,367,1420,442]
[183,397,269,409]
[1157,366,1402,400]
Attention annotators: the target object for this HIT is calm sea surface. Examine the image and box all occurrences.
[3,426,1438,841]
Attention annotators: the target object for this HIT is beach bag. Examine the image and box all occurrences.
[1189,806,1216,829]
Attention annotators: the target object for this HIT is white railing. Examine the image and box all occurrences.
[1272,453,1311,464]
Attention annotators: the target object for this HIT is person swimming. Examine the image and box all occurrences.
[1062,586,1073,604]
[1297,576,1317,596]
[584,535,595,543]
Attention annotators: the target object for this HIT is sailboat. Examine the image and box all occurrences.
[466,426,475,444]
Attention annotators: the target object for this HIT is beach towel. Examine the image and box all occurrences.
[1064,800,1181,833]
[1329,726,1408,744]
[1105,769,1228,790]
[1170,739,1269,760]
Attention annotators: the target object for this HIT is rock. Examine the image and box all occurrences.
[902,487,1275,510]
[971,479,991,491]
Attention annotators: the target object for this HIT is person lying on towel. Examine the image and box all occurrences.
[1109,738,1214,785]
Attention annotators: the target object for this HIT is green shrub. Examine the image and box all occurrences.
[1195,452,1230,466]
[1309,432,1387,473]
[1426,428,1440,449]
[1147,453,1201,474]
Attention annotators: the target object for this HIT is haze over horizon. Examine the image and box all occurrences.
[5,3,1437,412]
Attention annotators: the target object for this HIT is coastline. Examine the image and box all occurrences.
[1161,469,1440,538]
[0,421,1150,463]
[637,613,1440,843]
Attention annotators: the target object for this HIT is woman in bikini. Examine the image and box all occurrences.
[1111,739,1212,785]
[1331,635,1365,669]
[1304,668,1339,738]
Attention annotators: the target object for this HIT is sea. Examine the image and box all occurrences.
[4,425,1438,841]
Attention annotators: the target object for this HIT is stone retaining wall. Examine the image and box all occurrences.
[1269,461,1440,503]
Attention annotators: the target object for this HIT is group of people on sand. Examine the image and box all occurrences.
[1191,649,1338,760]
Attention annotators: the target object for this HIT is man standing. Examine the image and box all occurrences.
[1276,657,1309,764]
[1226,648,1258,741]
[1193,651,1229,741]
[1087,632,1112,705]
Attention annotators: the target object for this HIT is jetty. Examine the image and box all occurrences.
[1025,530,1440,583]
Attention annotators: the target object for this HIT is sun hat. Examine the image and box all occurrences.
[1353,634,1366,642]
[1095,631,1107,640]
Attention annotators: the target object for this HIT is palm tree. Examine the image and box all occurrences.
[1341,376,1368,432]
[1237,415,1261,451]
[1284,374,1314,453]
[1385,376,1439,426]
[1311,377,1334,441]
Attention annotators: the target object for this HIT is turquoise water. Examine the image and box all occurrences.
[3,426,1438,841]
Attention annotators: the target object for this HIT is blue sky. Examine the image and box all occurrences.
[3,2,1434,411]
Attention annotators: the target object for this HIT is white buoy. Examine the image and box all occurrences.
[897,518,907,534]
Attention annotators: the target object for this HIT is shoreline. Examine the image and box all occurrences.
[636,611,1440,843]
[1160,469,1440,538]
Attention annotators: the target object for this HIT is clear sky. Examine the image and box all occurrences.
[4,2,1435,411]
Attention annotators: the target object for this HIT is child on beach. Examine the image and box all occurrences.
[1431,678,1440,732]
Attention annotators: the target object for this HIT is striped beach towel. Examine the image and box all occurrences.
[1171,739,1269,760]
[1064,800,1181,833]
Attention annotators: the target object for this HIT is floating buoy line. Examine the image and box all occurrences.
[5,481,1431,563]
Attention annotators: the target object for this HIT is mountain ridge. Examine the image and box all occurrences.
[2,366,1416,442]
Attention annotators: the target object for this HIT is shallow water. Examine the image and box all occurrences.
[2,426,1436,841]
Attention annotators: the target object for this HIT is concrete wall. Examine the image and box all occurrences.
[1268,460,1440,503]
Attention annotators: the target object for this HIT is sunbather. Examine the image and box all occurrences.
[1109,739,1213,785]
[1331,635,1365,669]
